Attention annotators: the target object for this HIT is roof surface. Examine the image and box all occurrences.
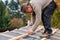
[0,25,60,40]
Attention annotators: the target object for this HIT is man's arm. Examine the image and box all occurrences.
[32,5,42,31]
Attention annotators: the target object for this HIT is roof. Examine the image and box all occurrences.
[0,25,60,40]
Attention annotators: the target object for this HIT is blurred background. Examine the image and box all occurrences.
[0,0,60,32]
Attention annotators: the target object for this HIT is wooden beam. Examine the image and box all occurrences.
[10,25,60,40]
[19,26,44,33]
[9,26,44,40]
[9,33,40,40]
[52,28,59,34]
[9,36,23,40]
[54,33,60,36]
[11,30,40,39]
[51,36,60,40]
[51,29,60,40]
[0,33,15,38]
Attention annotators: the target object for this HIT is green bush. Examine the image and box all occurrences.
[0,1,11,28]
[52,8,60,29]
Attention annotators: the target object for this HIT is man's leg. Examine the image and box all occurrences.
[42,1,57,34]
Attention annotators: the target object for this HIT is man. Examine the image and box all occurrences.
[21,0,57,36]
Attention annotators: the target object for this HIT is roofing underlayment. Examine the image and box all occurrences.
[0,25,60,40]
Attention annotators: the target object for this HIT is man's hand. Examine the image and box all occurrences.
[27,29,34,35]
[29,22,33,26]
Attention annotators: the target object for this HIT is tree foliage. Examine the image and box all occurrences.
[52,8,60,29]
[0,1,10,28]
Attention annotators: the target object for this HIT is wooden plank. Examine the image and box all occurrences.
[9,33,40,40]
[53,31,60,36]
[10,26,60,40]
[40,28,59,40]
[11,26,44,36]
[18,26,44,34]
[9,26,44,40]
[52,28,59,34]
[11,31,25,34]
[19,26,44,33]
[51,36,60,40]
[9,25,43,40]
[35,26,44,32]
[51,29,59,39]
[0,33,15,38]
[3,25,59,40]
[56,30,60,34]
[11,29,41,39]
[53,34,60,37]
